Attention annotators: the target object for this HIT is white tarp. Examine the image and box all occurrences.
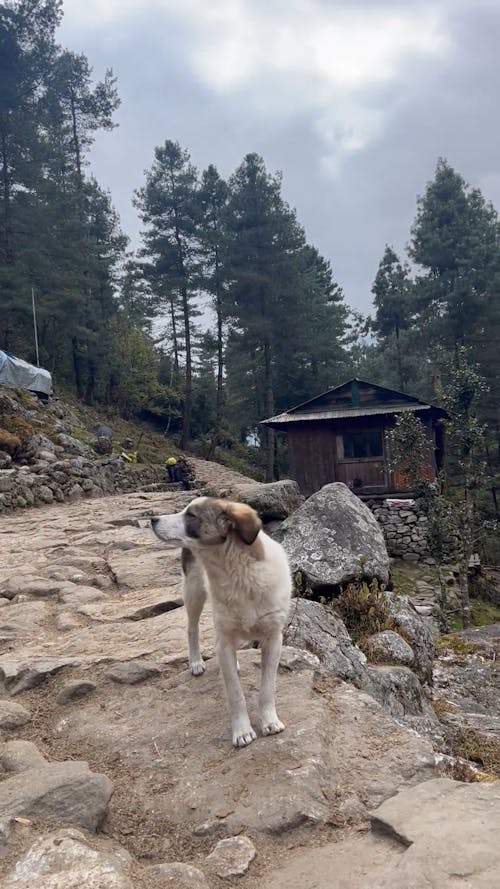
[0,350,52,396]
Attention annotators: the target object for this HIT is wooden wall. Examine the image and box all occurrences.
[285,414,439,497]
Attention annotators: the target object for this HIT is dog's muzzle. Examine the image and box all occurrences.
[151,513,185,546]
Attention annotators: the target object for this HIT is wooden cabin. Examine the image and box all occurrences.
[261,379,446,497]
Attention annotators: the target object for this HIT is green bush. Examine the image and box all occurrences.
[336,578,391,642]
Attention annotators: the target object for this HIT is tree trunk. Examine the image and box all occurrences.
[179,282,192,450]
[71,337,84,399]
[169,297,179,371]
[458,476,474,628]
[207,279,224,460]
[1,132,13,264]
[395,327,404,392]
[264,338,275,482]
[436,565,449,633]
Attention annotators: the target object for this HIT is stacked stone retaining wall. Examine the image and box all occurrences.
[0,458,170,513]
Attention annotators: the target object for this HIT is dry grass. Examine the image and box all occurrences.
[434,634,479,657]
[432,696,457,720]
[455,728,500,778]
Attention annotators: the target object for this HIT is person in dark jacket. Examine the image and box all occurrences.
[175,456,194,490]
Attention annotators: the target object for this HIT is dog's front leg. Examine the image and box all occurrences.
[216,635,256,748]
[259,632,285,736]
[182,549,207,676]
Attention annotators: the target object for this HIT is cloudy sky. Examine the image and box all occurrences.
[60,0,500,314]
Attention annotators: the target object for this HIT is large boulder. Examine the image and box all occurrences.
[275,482,389,588]
[284,598,369,688]
[225,479,303,521]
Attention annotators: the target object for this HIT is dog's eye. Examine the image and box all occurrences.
[185,510,195,518]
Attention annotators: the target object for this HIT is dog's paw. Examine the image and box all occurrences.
[232,725,257,748]
[190,659,205,676]
[261,717,285,736]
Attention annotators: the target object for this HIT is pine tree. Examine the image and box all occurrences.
[134,141,201,448]
[196,164,228,457]
[371,245,413,391]
[224,154,308,480]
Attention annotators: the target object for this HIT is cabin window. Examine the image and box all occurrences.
[341,429,383,460]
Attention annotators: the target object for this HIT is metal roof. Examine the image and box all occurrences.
[261,403,435,425]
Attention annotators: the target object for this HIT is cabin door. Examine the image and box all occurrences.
[335,427,388,493]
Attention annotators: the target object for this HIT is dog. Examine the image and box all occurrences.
[151,497,292,748]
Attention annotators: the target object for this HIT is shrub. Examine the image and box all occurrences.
[0,415,34,446]
[0,428,21,455]
[336,578,391,642]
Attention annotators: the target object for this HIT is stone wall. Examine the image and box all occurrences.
[367,499,433,564]
[0,457,170,513]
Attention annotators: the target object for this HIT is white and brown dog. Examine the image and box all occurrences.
[151,497,292,748]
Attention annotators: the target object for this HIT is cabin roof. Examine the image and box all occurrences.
[261,378,446,426]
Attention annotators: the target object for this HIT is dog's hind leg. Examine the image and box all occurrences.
[182,548,207,676]
[259,632,285,736]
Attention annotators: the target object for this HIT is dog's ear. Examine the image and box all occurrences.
[221,502,262,545]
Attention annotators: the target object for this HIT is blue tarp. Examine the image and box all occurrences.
[0,350,52,396]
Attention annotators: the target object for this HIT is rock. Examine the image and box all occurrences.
[36,484,54,503]
[25,433,56,457]
[56,612,81,632]
[56,433,88,456]
[371,779,500,889]
[0,656,79,695]
[0,740,47,773]
[275,483,389,588]
[105,660,161,685]
[206,835,257,878]
[1,577,61,599]
[36,448,57,463]
[0,597,9,607]
[58,584,107,606]
[94,435,113,456]
[145,862,209,887]
[67,482,84,500]
[0,761,113,831]
[226,479,303,521]
[383,592,434,683]
[367,665,437,727]
[0,701,31,729]
[0,602,49,643]
[3,828,132,888]
[0,451,12,469]
[363,630,415,667]
[95,424,113,438]
[57,680,97,704]
[284,598,368,687]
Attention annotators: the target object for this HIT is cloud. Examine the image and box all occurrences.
[60,0,500,313]
[64,0,448,166]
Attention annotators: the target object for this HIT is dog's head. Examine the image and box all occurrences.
[151,497,262,548]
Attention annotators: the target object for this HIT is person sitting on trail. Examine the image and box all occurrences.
[175,456,194,490]
[165,456,177,483]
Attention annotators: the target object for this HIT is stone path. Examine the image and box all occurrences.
[0,486,498,887]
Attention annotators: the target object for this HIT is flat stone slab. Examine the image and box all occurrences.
[371,778,500,888]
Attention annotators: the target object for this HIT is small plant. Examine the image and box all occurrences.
[434,634,478,658]
[0,415,34,446]
[0,428,21,455]
[336,577,390,642]
[456,728,500,778]
[293,570,313,599]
